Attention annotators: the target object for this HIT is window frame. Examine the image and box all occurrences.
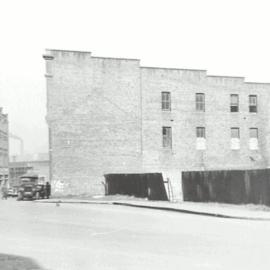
[195,93,205,112]
[162,126,172,148]
[249,95,257,113]
[249,128,258,139]
[230,94,239,112]
[231,127,240,138]
[196,127,206,138]
[161,92,171,111]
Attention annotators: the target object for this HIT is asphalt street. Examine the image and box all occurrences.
[0,199,270,270]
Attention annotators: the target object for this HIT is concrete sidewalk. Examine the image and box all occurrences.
[35,198,270,221]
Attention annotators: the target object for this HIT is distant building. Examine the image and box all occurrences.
[9,161,33,187]
[27,159,50,183]
[43,49,270,199]
[10,153,49,163]
[0,108,8,186]
[9,153,50,187]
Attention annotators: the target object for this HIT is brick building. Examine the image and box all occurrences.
[0,108,9,186]
[43,49,270,199]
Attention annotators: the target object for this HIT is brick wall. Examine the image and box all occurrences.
[141,68,270,200]
[44,50,270,199]
[44,50,142,195]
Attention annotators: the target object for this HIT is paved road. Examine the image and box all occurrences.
[0,199,270,270]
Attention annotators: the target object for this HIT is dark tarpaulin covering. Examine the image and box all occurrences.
[182,169,270,206]
[104,173,168,201]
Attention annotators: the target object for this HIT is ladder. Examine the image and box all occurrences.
[164,177,174,201]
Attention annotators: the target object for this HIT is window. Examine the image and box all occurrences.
[250,128,258,138]
[231,128,240,150]
[196,93,205,112]
[249,95,257,113]
[161,92,171,111]
[249,128,258,150]
[196,127,205,138]
[196,127,206,150]
[162,127,172,148]
[230,94,239,112]
[231,128,240,138]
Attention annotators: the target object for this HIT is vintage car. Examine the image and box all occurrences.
[17,174,46,200]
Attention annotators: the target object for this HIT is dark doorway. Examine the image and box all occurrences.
[104,173,168,201]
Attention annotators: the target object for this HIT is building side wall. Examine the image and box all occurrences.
[141,68,270,200]
[45,50,142,195]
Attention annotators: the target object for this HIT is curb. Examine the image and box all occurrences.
[112,202,270,221]
[35,200,270,221]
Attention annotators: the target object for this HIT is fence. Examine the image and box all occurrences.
[105,173,168,201]
[182,169,270,205]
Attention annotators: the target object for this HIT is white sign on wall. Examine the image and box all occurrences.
[53,180,65,193]
[249,138,258,150]
[196,138,206,150]
[231,138,240,150]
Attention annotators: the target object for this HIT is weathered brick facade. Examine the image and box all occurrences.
[43,49,270,200]
[0,108,9,185]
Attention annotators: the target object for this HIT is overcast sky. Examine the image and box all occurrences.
[0,0,270,156]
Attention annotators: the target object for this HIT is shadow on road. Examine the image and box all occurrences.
[0,253,46,270]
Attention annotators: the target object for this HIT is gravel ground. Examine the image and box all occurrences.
[2,199,270,270]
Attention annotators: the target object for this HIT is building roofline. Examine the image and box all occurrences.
[245,81,270,85]
[43,49,270,84]
[44,49,139,61]
[207,75,245,79]
[45,48,92,54]
[9,160,49,165]
[92,56,140,61]
[141,66,207,72]
[27,160,49,163]
[9,162,33,167]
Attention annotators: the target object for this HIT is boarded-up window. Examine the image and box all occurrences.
[230,94,239,112]
[196,93,205,112]
[231,127,240,150]
[161,92,171,111]
[231,128,240,138]
[250,128,258,138]
[249,128,258,150]
[196,127,206,150]
[249,95,257,113]
[162,127,172,148]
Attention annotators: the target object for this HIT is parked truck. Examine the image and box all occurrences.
[17,173,46,200]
